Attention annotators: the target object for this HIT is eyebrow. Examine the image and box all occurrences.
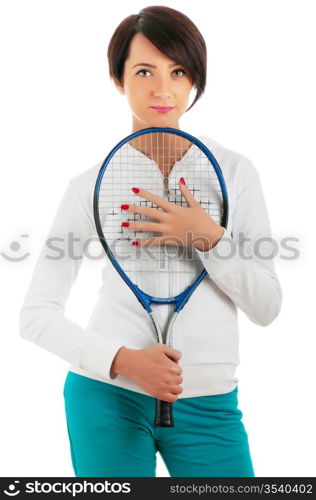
[132,62,179,69]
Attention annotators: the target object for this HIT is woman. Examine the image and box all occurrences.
[19,6,282,477]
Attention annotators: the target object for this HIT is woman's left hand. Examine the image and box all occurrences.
[121,178,225,252]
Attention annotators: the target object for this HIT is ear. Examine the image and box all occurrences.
[113,78,125,95]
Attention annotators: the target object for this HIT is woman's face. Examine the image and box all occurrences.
[114,33,194,132]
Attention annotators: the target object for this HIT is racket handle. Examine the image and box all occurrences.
[154,399,174,427]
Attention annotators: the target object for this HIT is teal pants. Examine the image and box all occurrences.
[63,371,255,477]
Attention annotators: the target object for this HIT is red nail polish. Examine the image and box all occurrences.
[121,204,129,210]
[132,187,140,193]
[180,177,186,185]
[121,222,129,227]
[132,241,139,246]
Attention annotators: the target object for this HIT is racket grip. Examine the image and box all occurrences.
[154,399,174,427]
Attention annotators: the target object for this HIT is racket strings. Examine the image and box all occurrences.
[98,131,223,298]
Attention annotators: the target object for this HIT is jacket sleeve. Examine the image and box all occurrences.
[196,162,282,327]
[19,180,124,380]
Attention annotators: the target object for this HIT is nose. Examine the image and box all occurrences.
[153,91,173,99]
[152,76,173,100]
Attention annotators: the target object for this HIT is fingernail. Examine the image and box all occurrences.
[180,177,186,185]
[121,204,129,210]
[132,187,140,193]
[132,241,139,246]
[121,222,129,227]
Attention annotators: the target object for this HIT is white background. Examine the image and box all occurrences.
[0,0,315,477]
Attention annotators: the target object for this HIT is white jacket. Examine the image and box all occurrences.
[19,135,282,398]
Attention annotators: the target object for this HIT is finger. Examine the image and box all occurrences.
[131,187,173,212]
[171,366,183,375]
[120,203,167,221]
[170,385,183,394]
[178,177,200,208]
[161,393,179,403]
[132,235,182,248]
[122,221,169,232]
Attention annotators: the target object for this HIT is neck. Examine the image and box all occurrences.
[131,116,180,134]
[128,131,193,177]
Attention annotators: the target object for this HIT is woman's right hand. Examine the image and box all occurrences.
[111,345,183,403]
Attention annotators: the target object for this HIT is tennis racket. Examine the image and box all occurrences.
[93,127,228,427]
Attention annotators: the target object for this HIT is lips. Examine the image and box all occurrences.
[150,106,175,113]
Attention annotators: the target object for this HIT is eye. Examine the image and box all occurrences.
[173,68,186,77]
[136,69,152,77]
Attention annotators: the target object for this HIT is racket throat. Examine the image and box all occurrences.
[165,311,178,347]
[163,176,170,196]
[148,310,178,347]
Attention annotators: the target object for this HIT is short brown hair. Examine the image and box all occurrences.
[107,5,207,111]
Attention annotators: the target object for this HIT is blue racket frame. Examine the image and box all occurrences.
[94,127,229,314]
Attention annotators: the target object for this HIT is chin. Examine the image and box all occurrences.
[148,116,178,127]
[138,113,179,130]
